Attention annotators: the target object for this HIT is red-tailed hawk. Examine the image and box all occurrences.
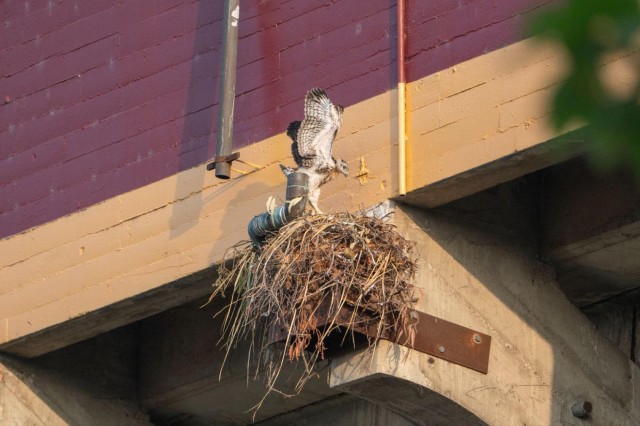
[280,88,349,214]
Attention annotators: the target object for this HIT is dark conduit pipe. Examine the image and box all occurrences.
[248,172,308,249]
[211,0,240,179]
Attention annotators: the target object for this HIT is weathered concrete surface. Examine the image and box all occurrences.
[4,168,640,424]
[137,297,420,425]
[0,326,150,426]
[0,269,215,358]
[0,358,150,426]
[584,298,638,367]
[401,128,585,210]
[332,372,485,425]
[0,36,576,358]
[2,36,637,370]
[331,204,640,425]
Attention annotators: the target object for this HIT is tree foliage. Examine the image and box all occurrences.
[531,0,640,175]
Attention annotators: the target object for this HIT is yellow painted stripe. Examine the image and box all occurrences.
[397,81,407,196]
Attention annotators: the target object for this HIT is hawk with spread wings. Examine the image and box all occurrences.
[280,88,349,214]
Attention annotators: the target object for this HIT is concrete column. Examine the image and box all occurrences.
[331,204,640,424]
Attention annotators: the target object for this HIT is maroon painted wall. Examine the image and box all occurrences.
[405,0,552,81]
[0,0,552,239]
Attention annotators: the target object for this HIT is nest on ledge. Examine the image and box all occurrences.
[207,212,418,412]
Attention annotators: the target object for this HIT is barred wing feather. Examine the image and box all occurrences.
[298,88,343,162]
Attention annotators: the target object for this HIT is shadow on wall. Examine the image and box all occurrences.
[169,1,222,239]
[206,179,271,264]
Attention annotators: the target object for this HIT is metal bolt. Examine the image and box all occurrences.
[438,345,446,353]
[571,400,592,418]
[473,334,482,344]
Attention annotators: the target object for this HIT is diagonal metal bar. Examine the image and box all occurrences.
[268,302,491,374]
[393,311,491,374]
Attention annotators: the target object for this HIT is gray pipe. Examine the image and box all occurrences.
[248,172,308,248]
[214,0,240,179]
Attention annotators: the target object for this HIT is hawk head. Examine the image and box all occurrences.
[336,159,349,177]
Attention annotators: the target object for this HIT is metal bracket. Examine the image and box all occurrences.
[399,310,491,374]
[206,152,240,171]
[268,302,491,374]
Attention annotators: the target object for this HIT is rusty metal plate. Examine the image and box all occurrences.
[267,303,491,374]
[396,311,491,374]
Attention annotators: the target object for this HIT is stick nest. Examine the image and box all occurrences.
[208,212,418,409]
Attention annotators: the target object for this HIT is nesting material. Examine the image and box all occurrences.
[208,212,418,408]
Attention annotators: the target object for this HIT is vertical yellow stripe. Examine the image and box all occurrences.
[398,81,407,195]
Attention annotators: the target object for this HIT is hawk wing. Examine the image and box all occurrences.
[297,88,343,164]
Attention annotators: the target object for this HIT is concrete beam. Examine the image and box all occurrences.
[0,359,68,426]
[331,205,640,425]
[542,159,640,306]
[582,295,639,366]
[0,269,214,357]
[332,372,485,425]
